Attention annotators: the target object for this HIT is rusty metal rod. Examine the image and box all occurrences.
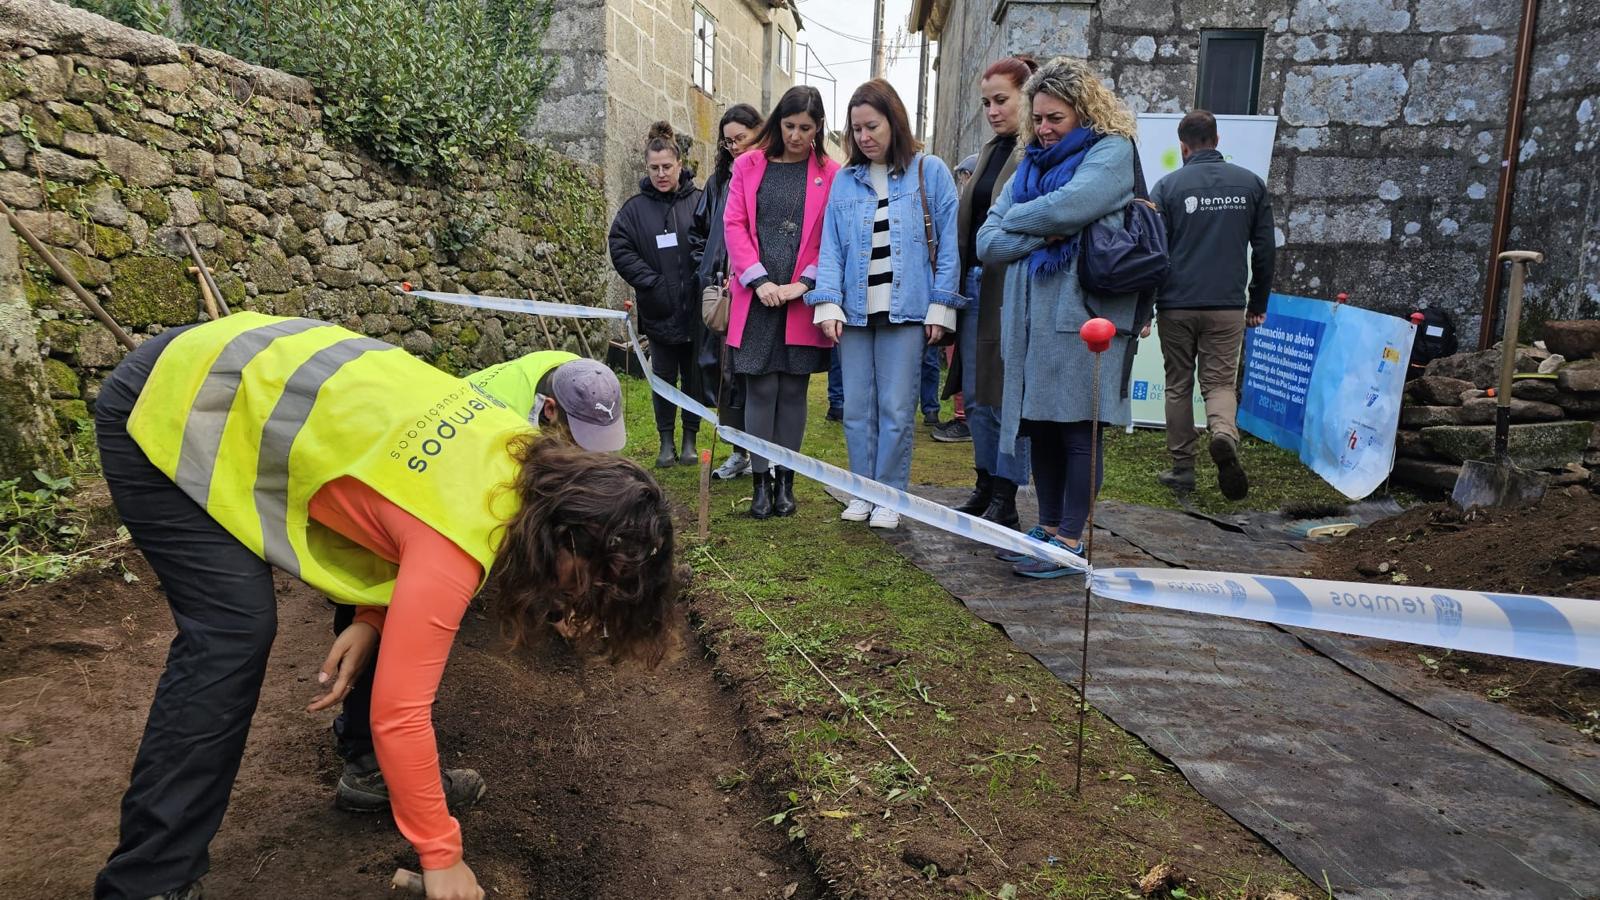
[1478,0,1541,350]
[0,196,136,351]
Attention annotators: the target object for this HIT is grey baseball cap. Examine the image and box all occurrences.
[549,359,626,452]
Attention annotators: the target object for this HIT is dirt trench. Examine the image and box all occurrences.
[0,559,822,898]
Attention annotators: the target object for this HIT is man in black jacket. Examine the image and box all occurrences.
[1149,109,1275,501]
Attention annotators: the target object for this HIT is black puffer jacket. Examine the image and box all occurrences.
[608,171,703,345]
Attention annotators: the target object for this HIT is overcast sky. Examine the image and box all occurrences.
[788,0,936,142]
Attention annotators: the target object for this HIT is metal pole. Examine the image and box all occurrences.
[870,0,886,79]
[1477,0,1541,350]
[915,35,929,140]
[1073,353,1102,795]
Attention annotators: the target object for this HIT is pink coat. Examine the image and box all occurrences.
[722,149,840,349]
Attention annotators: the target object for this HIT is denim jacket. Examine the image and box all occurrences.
[806,152,964,326]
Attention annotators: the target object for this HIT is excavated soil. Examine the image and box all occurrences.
[0,557,822,898]
[1314,489,1600,737]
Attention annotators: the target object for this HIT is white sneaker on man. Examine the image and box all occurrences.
[868,507,900,530]
[840,498,873,521]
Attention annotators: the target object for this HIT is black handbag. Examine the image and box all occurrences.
[1078,147,1169,296]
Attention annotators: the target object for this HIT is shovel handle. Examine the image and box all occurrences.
[1494,250,1541,457]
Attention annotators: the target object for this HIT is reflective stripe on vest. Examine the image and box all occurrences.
[468,350,580,422]
[128,312,532,605]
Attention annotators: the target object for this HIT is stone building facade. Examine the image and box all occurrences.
[535,0,801,216]
[915,0,1600,341]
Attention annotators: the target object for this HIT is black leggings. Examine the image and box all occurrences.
[650,340,700,435]
[1025,419,1105,541]
[93,327,281,899]
[742,372,809,474]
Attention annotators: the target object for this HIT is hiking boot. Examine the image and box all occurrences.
[954,469,993,515]
[981,478,1020,529]
[773,467,797,517]
[655,431,676,468]
[336,755,487,814]
[826,405,843,422]
[147,881,203,900]
[1157,466,1196,491]
[713,449,751,480]
[931,420,972,442]
[678,431,699,466]
[996,525,1049,562]
[749,471,775,519]
[1209,435,1249,501]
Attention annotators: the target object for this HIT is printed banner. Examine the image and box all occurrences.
[1135,113,1279,189]
[1239,294,1414,499]
[1129,320,1208,428]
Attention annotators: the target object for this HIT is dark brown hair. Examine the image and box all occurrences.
[645,120,682,161]
[843,79,920,173]
[755,85,828,161]
[982,55,1038,90]
[487,436,679,666]
[715,103,764,184]
[1178,109,1219,148]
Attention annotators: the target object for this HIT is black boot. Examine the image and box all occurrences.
[655,431,676,468]
[955,468,993,515]
[679,430,698,466]
[749,470,774,519]
[773,467,797,517]
[981,478,1020,528]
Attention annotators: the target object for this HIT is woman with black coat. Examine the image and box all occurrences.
[609,121,705,468]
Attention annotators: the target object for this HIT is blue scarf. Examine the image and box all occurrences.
[1011,126,1098,277]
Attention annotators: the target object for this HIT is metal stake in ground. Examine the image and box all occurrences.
[1074,317,1117,794]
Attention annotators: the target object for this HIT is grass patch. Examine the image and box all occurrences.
[617,375,1312,898]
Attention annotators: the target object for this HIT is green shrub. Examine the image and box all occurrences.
[66,0,174,33]
[66,0,555,178]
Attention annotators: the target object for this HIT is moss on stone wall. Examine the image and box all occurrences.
[106,255,200,326]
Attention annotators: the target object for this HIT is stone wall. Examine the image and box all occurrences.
[927,0,1600,339]
[0,0,610,480]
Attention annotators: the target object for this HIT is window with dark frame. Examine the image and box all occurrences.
[1196,30,1264,116]
[693,5,716,95]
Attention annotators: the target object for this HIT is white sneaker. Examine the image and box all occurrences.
[868,507,900,529]
[840,499,873,521]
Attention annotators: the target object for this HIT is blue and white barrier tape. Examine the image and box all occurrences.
[415,288,1598,669]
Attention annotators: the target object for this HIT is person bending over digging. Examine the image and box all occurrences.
[91,313,678,900]
[330,348,629,814]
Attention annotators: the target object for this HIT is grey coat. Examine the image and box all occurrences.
[977,135,1137,454]
[955,133,1020,409]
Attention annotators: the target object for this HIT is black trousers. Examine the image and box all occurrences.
[650,339,701,435]
[332,603,376,762]
[92,326,281,900]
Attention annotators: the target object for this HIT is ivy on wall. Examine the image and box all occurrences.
[66,0,556,178]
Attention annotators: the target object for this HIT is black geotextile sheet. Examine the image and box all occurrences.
[870,488,1600,900]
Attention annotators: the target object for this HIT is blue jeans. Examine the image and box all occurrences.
[840,321,924,492]
[920,344,942,419]
[827,346,844,411]
[958,302,1030,485]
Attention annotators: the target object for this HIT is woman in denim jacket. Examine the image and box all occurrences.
[807,80,962,530]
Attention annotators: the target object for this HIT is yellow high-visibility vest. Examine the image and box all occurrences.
[468,350,579,422]
[127,312,533,606]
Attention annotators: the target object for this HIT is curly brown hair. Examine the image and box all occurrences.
[486,436,679,666]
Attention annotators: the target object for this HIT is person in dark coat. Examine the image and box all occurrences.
[689,103,763,481]
[609,121,705,468]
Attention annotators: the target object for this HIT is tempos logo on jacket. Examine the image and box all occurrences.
[1184,194,1250,213]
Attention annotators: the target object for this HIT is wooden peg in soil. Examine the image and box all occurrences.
[390,867,425,896]
[698,448,712,541]
[0,195,137,351]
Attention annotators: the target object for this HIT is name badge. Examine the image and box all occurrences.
[656,233,679,249]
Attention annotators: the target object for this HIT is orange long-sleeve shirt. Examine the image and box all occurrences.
[308,476,483,870]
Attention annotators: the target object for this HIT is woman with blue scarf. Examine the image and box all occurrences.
[977,57,1140,578]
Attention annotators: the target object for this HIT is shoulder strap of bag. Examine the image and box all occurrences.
[918,157,937,273]
[1130,139,1150,201]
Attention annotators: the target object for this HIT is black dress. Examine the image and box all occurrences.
[732,160,828,377]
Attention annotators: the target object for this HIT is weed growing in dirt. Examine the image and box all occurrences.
[0,469,100,587]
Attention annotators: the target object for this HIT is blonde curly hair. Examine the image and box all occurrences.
[1021,57,1137,144]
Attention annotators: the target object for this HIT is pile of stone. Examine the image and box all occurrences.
[1392,320,1600,494]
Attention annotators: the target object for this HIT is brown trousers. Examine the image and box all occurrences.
[1158,308,1245,466]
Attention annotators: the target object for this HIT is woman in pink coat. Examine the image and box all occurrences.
[723,85,841,519]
